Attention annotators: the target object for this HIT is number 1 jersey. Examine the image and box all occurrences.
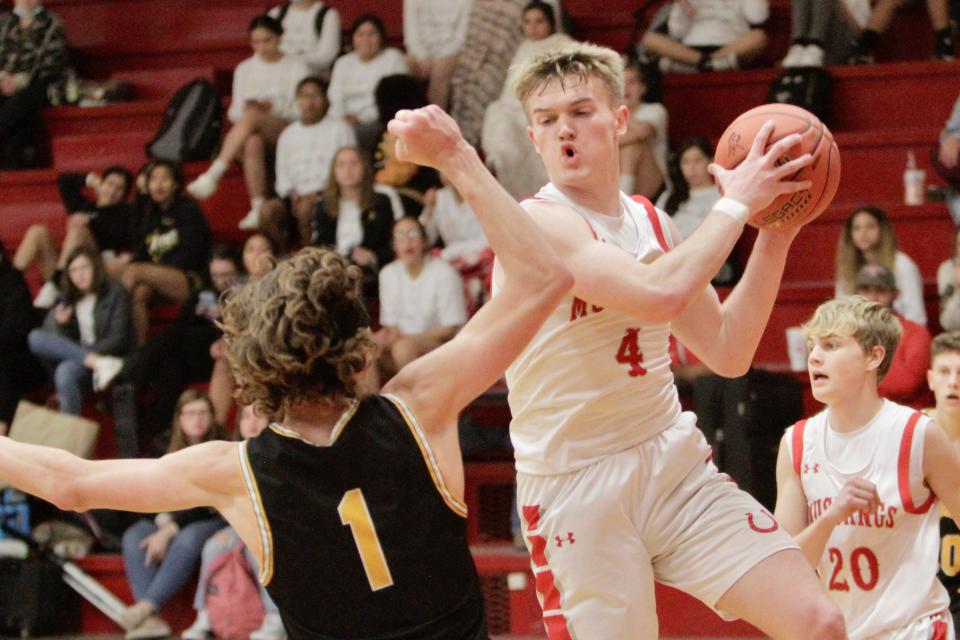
[502,183,687,476]
[785,400,949,638]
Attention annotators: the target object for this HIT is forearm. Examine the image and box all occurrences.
[442,144,568,292]
[706,230,793,373]
[795,516,836,568]
[0,438,85,509]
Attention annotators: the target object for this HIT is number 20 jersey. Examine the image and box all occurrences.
[503,183,687,476]
[786,401,948,638]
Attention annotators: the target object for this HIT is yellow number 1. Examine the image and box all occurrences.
[337,488,394,591]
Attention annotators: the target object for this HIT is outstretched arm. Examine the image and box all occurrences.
[528,121,812,325]
[383,106,573,430]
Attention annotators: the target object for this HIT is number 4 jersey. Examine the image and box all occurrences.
[785,400,950,639]
[502,183,687,476]
[239,394,486,640]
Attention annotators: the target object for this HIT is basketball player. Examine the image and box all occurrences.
[775,298,960,638]
[927,332,960,632]
[499,42,845,639]
[0,106,574,639]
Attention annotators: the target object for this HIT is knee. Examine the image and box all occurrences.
[802,601,845,640]
[27,223,51,241]
[244,134,264,156]
[54,361,85,387]
[260,199,286,225]
[27,328,44,352]
[745,28,769,51]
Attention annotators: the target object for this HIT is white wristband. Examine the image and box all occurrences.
[712,196,750,225]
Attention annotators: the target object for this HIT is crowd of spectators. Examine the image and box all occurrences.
[1,0,960,637]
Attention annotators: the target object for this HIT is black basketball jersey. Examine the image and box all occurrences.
[239,394,487,640]
[939,505,960,616]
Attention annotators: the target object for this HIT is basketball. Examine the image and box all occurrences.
[714,104,841,229]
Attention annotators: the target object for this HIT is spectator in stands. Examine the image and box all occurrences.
[14,167,136,308]
[619,58,669,199]
[326,14,409,153]
[206,233,280,426]
[780,0,861,66]
[404,0,472,109]
[938,93,960,223]
[480,1,573,199]
[311,146,395,292]
[937,226,960,331]
[110,245,242,457]
[180,404,284,640]
[187,15,309,231]
[642,0,769,72]
[847,0,953,63]
[449,0,564,146]
[27,247,131,415]
[0,0,66,165]
[835,205,926,325]
[268,0,341,77]
[856,264,932,407]
[120,390,228,640]
[260,76,356,249]
[0,239,40,436]
[121,161,211,346]
[656,137,737,284]
[375,217,466,380]
[420,177,489,268]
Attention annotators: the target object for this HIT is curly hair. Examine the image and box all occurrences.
[219,247,374,418]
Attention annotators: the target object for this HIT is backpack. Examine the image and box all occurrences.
[146,78,222,163]
[274,2,330,38]
[767,67,832,125]
[205,543,266,640]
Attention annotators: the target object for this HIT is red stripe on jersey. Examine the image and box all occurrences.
[792,420,807,476]
[631,194,670,253]
[898,412,936,514]
[544,614,574,640]
[528,534,548,567]
[535,569,563,611]
[523,505,541,530]
[932,618,948,640]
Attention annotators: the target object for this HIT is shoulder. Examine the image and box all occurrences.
[895,250,921,273]
[276,121,299,143]
[380,48,407,64]
[426,256,461,279]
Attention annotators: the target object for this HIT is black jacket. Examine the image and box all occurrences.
[135,197,211,275]
[57,173,139,254]
[310,192,395,269]
[0,263,36,352]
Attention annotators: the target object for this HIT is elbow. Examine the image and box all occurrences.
[49,482,85,513]
[713,359,752,379]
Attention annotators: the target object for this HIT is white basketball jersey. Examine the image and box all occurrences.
[502,182,687,476]
[785,401,949,639]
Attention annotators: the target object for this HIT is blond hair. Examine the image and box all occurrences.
[512,41,624,115]
[931,331,960,365]
[219,248,374,418]
[835,206,898,295]
[802,296,902,379]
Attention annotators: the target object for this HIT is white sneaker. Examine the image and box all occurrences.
[798,44,825,67]
[238,207,262,230]
[179,609,211,640]
[92,355,124,392]
[33,281,59,309]
[124,615,171,640]
[782,43,806,67]
[249,613,286,640]
[186,172,219,200]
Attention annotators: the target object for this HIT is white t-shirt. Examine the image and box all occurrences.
[335,200,363,256]
[834,251,927,325]
[668,0,770,46]
[378,257,467,334]
[274,118,357,197]
[269,1,342,75]
[327,48,410,124]
[633,102,670,188]
[403,0,472,60]
[228,54,310,123]
[420,187,488,262]
[656,184,721,239]
[75,294,96,346]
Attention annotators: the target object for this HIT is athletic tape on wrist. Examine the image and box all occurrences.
[712,197,750,225]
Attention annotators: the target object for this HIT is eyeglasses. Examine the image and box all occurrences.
[393,229,422,240]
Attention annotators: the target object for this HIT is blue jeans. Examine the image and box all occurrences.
[191,526,278,614]
[27,329,92,415]
[122,517,225,610]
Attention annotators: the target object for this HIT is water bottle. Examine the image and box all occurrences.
[904,150,926,206]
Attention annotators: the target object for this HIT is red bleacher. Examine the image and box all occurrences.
[5,0,959,637]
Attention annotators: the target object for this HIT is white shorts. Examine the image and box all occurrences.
[863,611,954,640]
[516,418,799,640]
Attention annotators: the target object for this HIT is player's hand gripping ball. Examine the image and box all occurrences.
[715,104,840,229]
